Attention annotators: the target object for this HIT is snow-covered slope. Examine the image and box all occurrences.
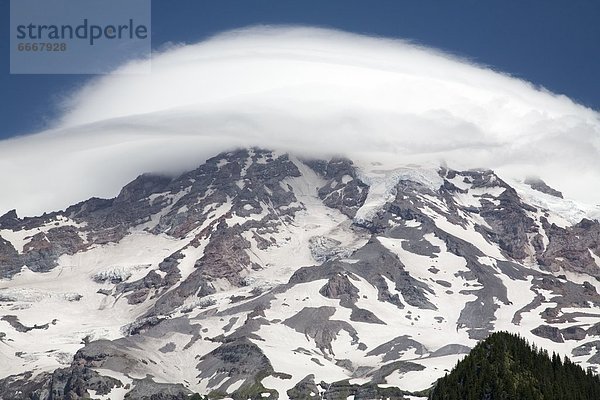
[1,149,599,400]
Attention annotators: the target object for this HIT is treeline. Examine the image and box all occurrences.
[430,331,600,400]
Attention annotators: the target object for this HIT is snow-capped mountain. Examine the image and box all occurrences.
[1,148,599,400]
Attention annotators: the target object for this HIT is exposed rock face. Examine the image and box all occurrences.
[196,337,276,397]
[310,236,347,262]
[286,374,319,399]
[0,226,87,278]
[24,226,86,272]
[0,371,52,400]
[319,273,359,307]
[283,306,360,355]
[0,351,126,400]
[195,222,258,286]
[561,326,587,341]
[453,170,537,260]
[538,218,600,278]
[0,336,194,400]
[0,236,20,278]
[124,378,190,400]
[531,325,564,343]
[525,176,564,198]
[366,335,428,362]
[530,276,600,324]
[478,192,537,260]
[153,149,302,239]
[2,148,600,399]
[321,380,406,400]
[573,341,600,366]
[305,157,369,218]
[1,315,52,333]
[0,209,20,230]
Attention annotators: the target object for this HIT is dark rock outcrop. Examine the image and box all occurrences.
[525,177,563,198]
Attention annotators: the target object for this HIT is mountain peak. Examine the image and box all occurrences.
[1,148,599,399]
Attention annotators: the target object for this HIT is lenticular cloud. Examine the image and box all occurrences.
[1,26,600,216]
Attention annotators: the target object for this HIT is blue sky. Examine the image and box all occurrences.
[1,0,599,140]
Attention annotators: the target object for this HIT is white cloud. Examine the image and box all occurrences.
[1,26,599,216]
